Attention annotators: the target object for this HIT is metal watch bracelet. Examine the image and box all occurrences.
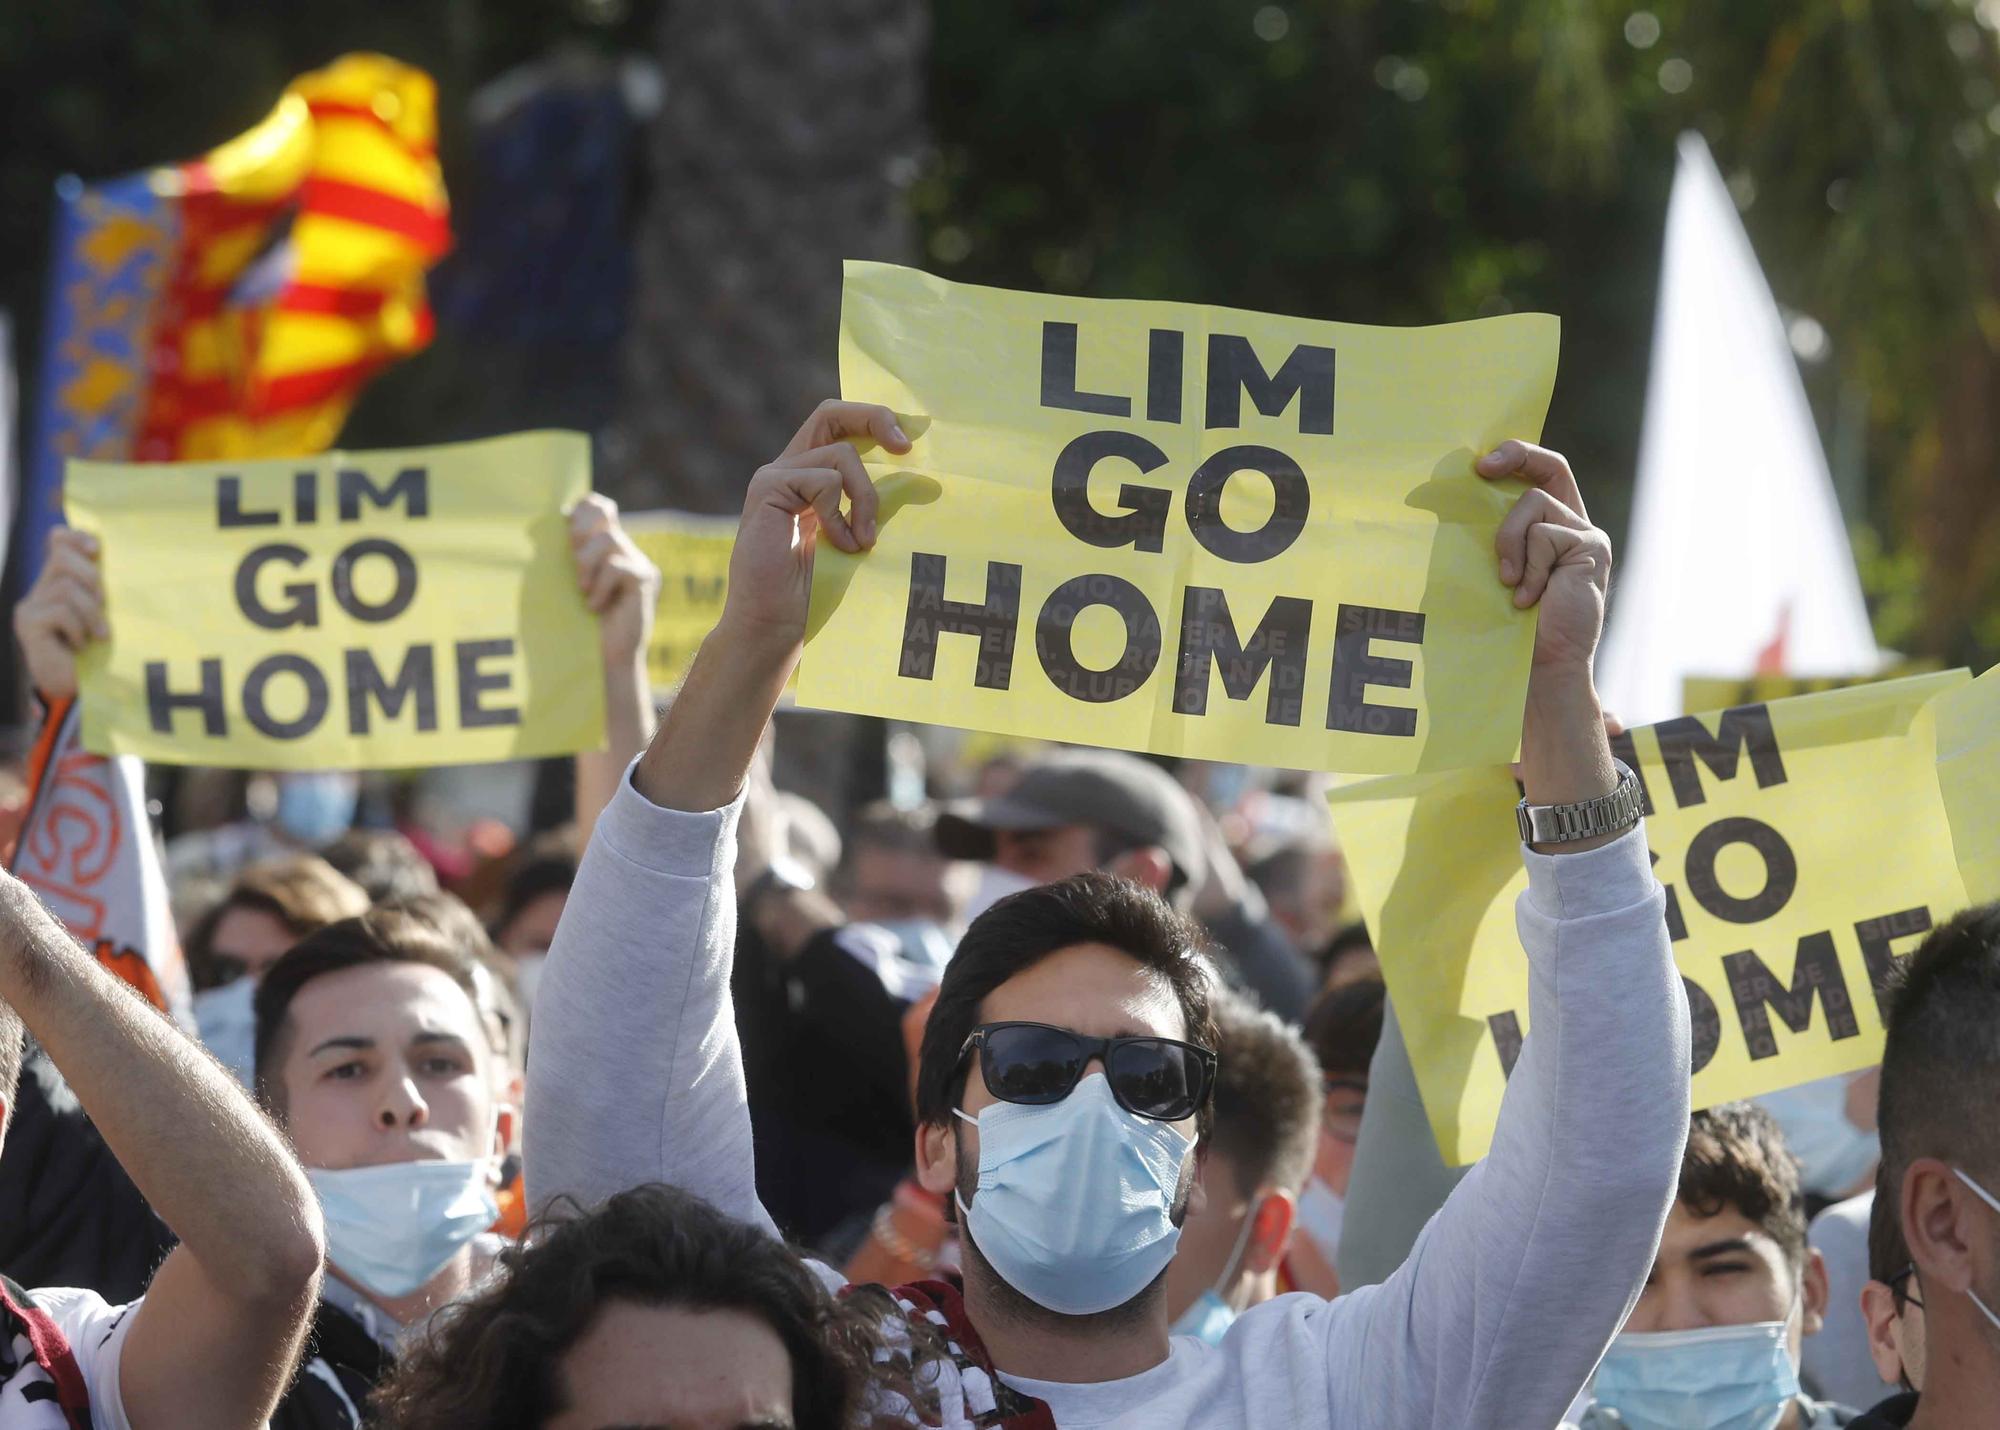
[1515,758,1644,846]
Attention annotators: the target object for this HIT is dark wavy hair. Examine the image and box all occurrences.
[372,1184,895,1429]
[1679,1102,1808,1268]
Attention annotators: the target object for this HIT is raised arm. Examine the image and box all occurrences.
[525,402,910,1226]
[1328,443,1690,1427]
[570,494,662,845]
[0,872,323,1429]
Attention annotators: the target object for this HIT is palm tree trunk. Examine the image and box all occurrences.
[612,0,927,821]
[607,0,928,514]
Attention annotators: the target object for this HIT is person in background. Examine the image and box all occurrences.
[1854,902,2000,1430]
[0,862,326,1426]
[1572,1103,1854,1430]
[164,769,363,889]
[1163,993,1321,1344]
[1286,977,1385,1299]
[1855,1176,1925,1422]
[1758,1069,1881,1216]
[320,829,441,906]
[1246,842,1348,969]
[372,1183,893,1430]
[831,799,962,932]
[932,747,1316,1020]
[1808,1187,1896,1414]
[528,404,1692,1426]
[253,908,518,1429]
[183,856,372,1084]
[489,830,579,1013]
[1315,922,1379,994]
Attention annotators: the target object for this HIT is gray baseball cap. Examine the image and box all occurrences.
[935,748,1206,889]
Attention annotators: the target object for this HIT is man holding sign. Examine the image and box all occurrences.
[529,338,1690,1427]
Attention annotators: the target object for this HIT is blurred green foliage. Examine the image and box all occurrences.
[918,0,2000,664]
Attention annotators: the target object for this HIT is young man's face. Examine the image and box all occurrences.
[1623,1200,1827,1362]
[275,962,503,1171]
[916,942,1209,1285]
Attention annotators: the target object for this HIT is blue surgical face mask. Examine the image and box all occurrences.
[1170,1194,1264,1346]
[274,771,359,847]
[954,1073,1191,1316]
[1755,1075,1878,1200]
[308,1160,498,1300]
[1592,1315,1799,1430]
[194,976,257,1088]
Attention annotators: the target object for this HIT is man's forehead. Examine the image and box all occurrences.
[1661,1200,1783,1258]
[287,961,484,1042]
[979,941,1186,1039]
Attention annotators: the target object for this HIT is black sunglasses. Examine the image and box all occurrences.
[1887,1263,1924,1311]
[958,1020,1217,1123]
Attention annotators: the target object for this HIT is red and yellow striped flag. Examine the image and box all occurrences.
[131,53,450,459]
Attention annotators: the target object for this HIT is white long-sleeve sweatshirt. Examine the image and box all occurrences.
[526,772,1691,1429]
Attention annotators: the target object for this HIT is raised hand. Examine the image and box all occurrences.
[1478,440,1612,675]
[13,529,109,702]
[723,400,911,648]
[1478,440,1620,834]
[570,493,661,673]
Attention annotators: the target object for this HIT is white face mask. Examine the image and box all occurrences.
[308,1160,498,1300]
[193,977,257,1088]
[1295,1176,1346,1253]
[510,952,548,1014]
[961,864,1038,927]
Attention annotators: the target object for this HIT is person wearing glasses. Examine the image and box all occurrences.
[1848,902,2000,1430]
[1855,1182,1924,1422]
[526,400,1691,1427]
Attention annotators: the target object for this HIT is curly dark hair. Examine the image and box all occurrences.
[1679,1102,1808,1268]
[372,1184,897,1430]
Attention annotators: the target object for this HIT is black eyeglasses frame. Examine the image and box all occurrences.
[956,1019,1217,1123]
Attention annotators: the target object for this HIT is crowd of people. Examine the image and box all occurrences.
[0,398,1987,1427]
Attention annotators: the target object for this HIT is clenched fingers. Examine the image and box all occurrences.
[1494,486,1590,589]
[1514,522,1611,608]
[781,441,878,546]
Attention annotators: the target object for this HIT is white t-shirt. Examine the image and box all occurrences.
[0,1286,133,1430]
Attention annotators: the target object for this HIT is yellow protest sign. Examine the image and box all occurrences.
[797,261,1560,776]
[624,510,738,693]
[1325,667,2000,1164]
[1680,664,1938,716]
[69,432,605,771]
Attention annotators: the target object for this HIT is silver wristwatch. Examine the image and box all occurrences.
[1515,759,1645,845]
